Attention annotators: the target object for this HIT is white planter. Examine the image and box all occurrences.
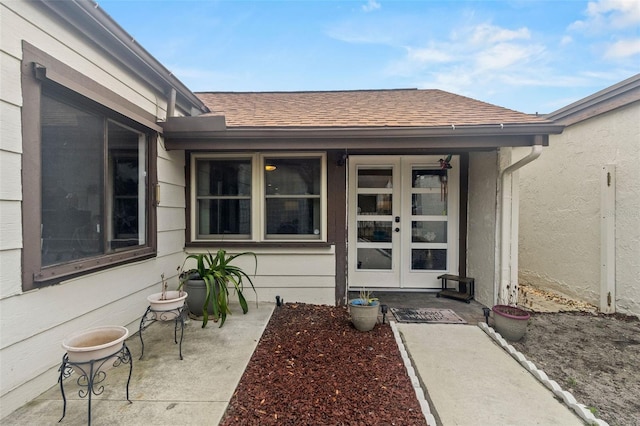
[62,326,129,365]
[147,291,188,320]
[492,305,530,342]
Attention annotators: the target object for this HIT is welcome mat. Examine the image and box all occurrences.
[390,308,467,324]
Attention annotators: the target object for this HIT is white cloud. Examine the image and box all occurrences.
[560,35,573,46]
[570,0,640,32]
[469,24,531,45]
[604,38,640,58]
[362,0,381,13]
[406,47,454,64]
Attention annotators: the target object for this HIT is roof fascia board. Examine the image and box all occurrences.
[546,74,640,125]
[165,134,549,151]
[162,123,563,140]
[39,0,208,115]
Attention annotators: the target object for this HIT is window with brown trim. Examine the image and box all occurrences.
[21,42,157,290]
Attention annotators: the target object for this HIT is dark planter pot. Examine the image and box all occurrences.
[184,278,214,317]
[492,305,531,342]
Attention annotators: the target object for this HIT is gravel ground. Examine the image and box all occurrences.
[220,303,426,425]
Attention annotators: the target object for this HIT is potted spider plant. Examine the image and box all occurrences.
[178,249,257,328]
[349,289,380,331]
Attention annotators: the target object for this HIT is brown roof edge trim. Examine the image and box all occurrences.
[546,73,640,122]
[39,0,208,115]
[166,135,549,151]
[163,123,564,140]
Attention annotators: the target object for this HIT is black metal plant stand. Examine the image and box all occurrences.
[58,343,132,425]
[138,303,187,360]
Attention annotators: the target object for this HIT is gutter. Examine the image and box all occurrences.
[496,137,544,306]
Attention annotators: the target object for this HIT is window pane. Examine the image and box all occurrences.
[108,121,146,250]
[264,158,320,195]
[197,159,252,196]
[198,199,251,236]
[265,198,320,236]
[41,94,104,266]
[412,169,444,188]
[412,193,447,215]
[196,158,252,238]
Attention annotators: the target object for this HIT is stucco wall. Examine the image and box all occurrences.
[467,151,499,307]
[519,101,640,317]
[0,1,181,416]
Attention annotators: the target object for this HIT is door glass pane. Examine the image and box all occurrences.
[198,199,251,236]
[412,249,447,270]
[358,248,392,270]
[358,194,392,215]
[358,168,392,188]
[412,221,447,243]
[357,221,392,242]
[412,194,447,216]
[412,169,444,188]
[41,94,104,266]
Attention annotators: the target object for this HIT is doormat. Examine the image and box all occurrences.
[390,308,467,324]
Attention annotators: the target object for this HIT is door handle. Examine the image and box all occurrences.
[395,227,400,232]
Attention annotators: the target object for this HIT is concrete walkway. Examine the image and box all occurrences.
[2,302,275,425]
[397,323,584,426]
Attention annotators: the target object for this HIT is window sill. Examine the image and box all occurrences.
[186,241,333,249]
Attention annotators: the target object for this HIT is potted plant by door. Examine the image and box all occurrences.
[178,249,258,328]
[349,289,380,332]
[492,304,530,341]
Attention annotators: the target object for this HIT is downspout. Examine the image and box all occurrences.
[496,137,543,305]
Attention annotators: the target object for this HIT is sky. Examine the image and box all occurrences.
[99,0,640,114]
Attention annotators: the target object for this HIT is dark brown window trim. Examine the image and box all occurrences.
[21,41,158,291]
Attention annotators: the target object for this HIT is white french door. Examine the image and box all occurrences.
[347,156,459,289]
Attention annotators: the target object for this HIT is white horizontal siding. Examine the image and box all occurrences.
[158,182,186,208]
[0,249,21,298]
[157,229,187,258]
[0,101,22,153]
[0,52,21,107]
[0,201,21,251]
[158,206,186,232]
[184,248,337,305]
[158,156,186,186]
[0,150,21,201]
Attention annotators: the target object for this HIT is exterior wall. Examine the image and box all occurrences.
[519,101,640,317]
[466,151,499,307]
[184,247,336,306]
[0,2,184,416]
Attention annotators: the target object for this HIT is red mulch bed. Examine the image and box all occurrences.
[220,303,427,425]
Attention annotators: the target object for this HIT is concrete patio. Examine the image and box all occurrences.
[2,302,275,425]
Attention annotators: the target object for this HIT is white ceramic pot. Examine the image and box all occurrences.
[492,305,531,342]
[62,326,129,364]
[147,291,188,320]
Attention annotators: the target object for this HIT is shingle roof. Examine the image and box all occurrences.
[196,89,549,128]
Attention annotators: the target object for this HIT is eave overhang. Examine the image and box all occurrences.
[162,117,564,151]
[38,0,209,116]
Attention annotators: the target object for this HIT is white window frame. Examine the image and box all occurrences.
[190,152,327,242]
